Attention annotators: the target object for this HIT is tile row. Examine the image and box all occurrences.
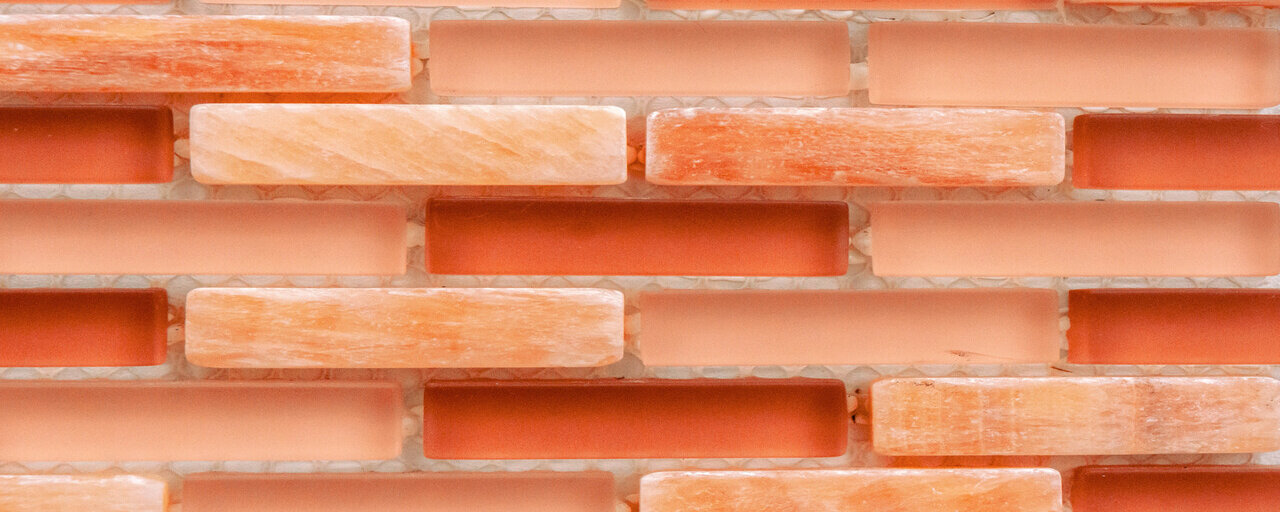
[12,466,1277,512]
[1,17,1279,108]
[3,198,1279,277]
[0,377,1275,459]
[12,287,1280,368]
[11,105,1280,190]
[23,0,1280,8]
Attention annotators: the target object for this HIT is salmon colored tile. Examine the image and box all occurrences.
[0,15,411,93]
[183,472,616,512]
[185,288,624,368]
[422,379,848,459]
[209,0,616,6]
[1073,114,1280,190]
[1070,0,1280,4]
[646,108,1064,187]
[428,21,851,96]
[426,198,848,276]
[190,104,627,186]
[0,288,166,367]
[0,381,402,461]
[868,23,1280,108]
[641,469,1062,512]
[0,475,167,512]
[869,202,1280,277]
[638,289,1060,366]
[1068,289,1280,365]
[652,0,1055,8]
[1072,465,1280,512]
[0,200,406,275]
[0,106,172,184]
[871,377,1280,455]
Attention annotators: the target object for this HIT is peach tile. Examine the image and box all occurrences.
[868,23,1280,108]
[0,200,406,275]
[638,289,1060,366]
[0,475,166,512]
[0,15,411,92]
[652,0,1055,8]
[869,201,1280,277]
[1068,289,1280,365]
[0,288,166,367]
[185,288,624,368]
[1073,114,1280,190]
[425,198,849,276]
[0,106,172,184]
[646,108,1063,187]
[190,105,626,186]
[428,21,850,96]
[1073,465,1280,512]
[423,379,848,459]
[871,377,1280,455]
[209,0,616,6]
[641,469,1062,512]
[183,472,616,512]
[0,381,402,461]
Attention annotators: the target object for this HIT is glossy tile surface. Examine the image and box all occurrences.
[0,200,406,275]
[646,108,1064,187]
[1072,465,1280,512]
[0,475,167,512]
[872,377,1280,455]
[428,21,851,96]
[1068,289,1280,364]
[651,0,1054,8]
[0,381,402,461]
[191,105,626,186]
[639,289,1060,366]
[0,15,411,92]
[0,106,172,184]
[641,469,1063,512]
[0,288,166,367]
[186,288,624,368]
[869,201,1280,277]
[1073,114,1280,190]
[183,472,616,512]
[868,23,1280,108]
[426,198,849,276]
[422,379,849,459]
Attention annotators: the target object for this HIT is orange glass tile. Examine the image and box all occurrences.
[0,106,172,184]
[0,288,166,367]
[641,469,1063,512]
[638,289,1060,366]
[0,475,167,512]
[868,23,1280,108]
[869,201,1280,277]
[651,0,1055,8]
[0,381,402,461]
[1073,114,1280,190]
[645,108,1064,187]
[183,472,616,512]
[1070,0,1280,5]
[185,288,624,368]
[1068,289,1280,365]
[425,198,849,276]
[422,379,849,459]
[428,21,851,97]
[871,377,1280,456]
[0,200,406,275]
[1073,466,1280,512]
[0,15,411,93]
